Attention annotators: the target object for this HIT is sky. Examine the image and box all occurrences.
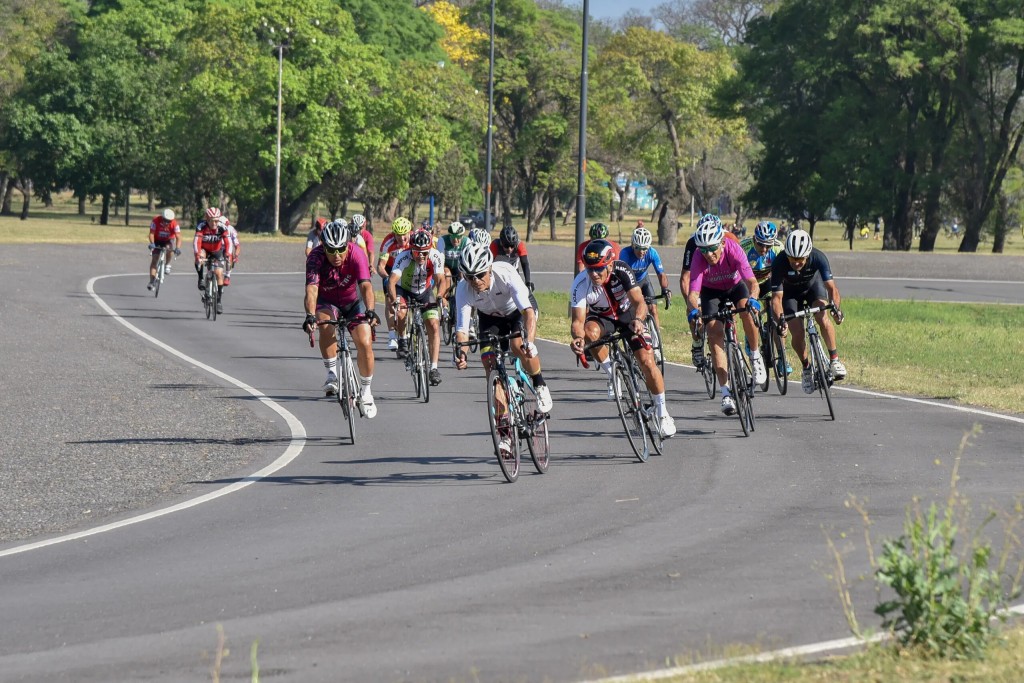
[583,0,662,22]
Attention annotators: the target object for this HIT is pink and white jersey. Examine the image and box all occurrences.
[688,238,754,293]
[306,244,371,307]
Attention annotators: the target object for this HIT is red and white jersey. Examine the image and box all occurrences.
[377,233,410,273]
[391,248,445,295]
[193,220,233,257]
[149,217,180,243]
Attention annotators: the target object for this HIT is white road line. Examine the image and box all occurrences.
[0,273,308,559]
[532,270,1022,284]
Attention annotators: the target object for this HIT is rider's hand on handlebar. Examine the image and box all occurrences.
[174,248,181,256]
[148,243,156,251]
[364,310,381,327]
[748,298,762,314]
[452,349,468,370]
[571,337,585,355]
[777,317,788,337]
[302,313,317,334]
[522,341,538,358]
[662,288,671,309]
[831,307,844,325]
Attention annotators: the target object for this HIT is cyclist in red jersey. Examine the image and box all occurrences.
[351,214,374,256]
[376,217,413,351]
[194,207,233,314]
[148,208,181,290]
[574,223,621,272]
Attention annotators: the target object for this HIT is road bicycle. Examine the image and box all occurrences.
[200,255,222,321]
[783,302,841,420]
[702,301,756,436]
[694,323,717,399]
[440,292,456,346]
[399,299,435,403]
[755,306,789,395]
[150,245,172,298]
[458,331,550,482]
[579,330,663,462]
[311,318,368,444]
[642,290,671,375]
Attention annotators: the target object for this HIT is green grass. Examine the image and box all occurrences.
[533,292,1024,414]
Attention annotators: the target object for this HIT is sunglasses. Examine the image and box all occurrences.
[465,270,488,281]
[698,244,720,254]
[325,245,348,255]
[586,265,608,274]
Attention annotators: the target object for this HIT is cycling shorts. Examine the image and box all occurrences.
[780,271,829,318]
[316,299,370,332]
[585,313,651,352]
[478,310,525,353]
[699,281,752,318]
[396,286,440,321]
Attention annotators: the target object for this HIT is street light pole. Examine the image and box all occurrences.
[574,0,590,274]
[484,0,496,233]
[274,41,284,235]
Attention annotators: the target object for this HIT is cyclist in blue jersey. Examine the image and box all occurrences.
[617,225,671,330]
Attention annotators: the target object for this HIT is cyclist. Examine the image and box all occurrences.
[350,213,374,257]
[218,215,240,286]
[685,214,767,416]
[387,229,448,384]
[569,239,676,438]
[148,208,181,290]
[306,217,328,257]
[467,226,491,247]
[740,220,790,374]
[440,220,469,309]
[453,244,553,456]
[617,226,671,330]
[769,229,847,393]
[193,207,233,314]
[376,217,414,351]
[574,222,621,272]
[302,220,380,416]
[680,216,741,368]
[489,224,534,293]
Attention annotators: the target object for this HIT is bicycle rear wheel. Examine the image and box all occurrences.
[728,344,751,437]
[773,331,789,395]
[441,306,454,346]
[339,351,356,443]
[486,371,519,482]
[522,391,550,474]
[699,332,716,399]
[646,314,665,375]
[612,362,649,462]
[634,375,663,456]
[811,336,835,420]
[154,255,164,298]
[417,325,430,404]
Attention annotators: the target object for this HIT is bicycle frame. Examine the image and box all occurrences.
[316,318,364,442]
[702,302,756,435]
[784,302,837,420]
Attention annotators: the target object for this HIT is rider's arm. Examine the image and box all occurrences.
[628,286,649,322]
[570,306,587,347]
[359,279,375,312]
[521,306,537,343]
[519,252,531,285]
[304,284,318,317]
[386,269,400,303]
[432,252,448,300]
[825,279,841,309]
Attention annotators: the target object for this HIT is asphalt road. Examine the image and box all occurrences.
[0,244,1021,682]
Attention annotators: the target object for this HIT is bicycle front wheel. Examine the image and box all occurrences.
[154,255,165,298]
[486,371,520,482]
[409,328,422,398]
[612,362,649,462]
[339,352,356,443]
[521,390,550,473]
[811,336,835,420]
[646,315,665,375]
[728,344,751,437]
[634,374,663,456]
[773,331,789,395]
[204,277,215,320]
[699,333,716,399]
[757,324,771,393]
[417,325,430,404]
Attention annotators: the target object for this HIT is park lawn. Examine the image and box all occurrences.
[533,292,1024,415]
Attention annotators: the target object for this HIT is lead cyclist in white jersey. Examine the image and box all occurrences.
[453,243,554,419]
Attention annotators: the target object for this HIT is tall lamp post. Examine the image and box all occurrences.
[266,23,291,235]
[484,0,496,233]
[574,0,590,274]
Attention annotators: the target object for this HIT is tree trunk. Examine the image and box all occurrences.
[991,190,1008,254]
[100,193,111,225]
[0,173,8,213]
[918,180,943,252]
[147,190,155,212]
[1,178,15,215]
[19,179,32,220]
[846,216,855,250]
[655,200,678,247]
[78,194,87,215]
[546,185,557,242]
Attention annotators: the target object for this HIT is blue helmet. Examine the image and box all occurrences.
[754,221,778,245]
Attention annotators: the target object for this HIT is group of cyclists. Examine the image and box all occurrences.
[300,209,847,450]
[147,206,240,314]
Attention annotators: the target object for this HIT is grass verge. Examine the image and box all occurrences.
[533,292,1024,415]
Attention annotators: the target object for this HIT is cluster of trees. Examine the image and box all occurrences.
[0,0,1021,252]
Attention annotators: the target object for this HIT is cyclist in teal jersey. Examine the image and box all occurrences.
[740,221,788,372]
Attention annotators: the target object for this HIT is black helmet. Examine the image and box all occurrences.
[499,225,520,249]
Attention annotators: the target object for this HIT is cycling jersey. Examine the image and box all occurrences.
[769,247,834,292]
[360,229,374,258]
[689,238,755,294]
[377,233,410,274]
[454,261,532,333]
[306,244,371,307]
[570,261,639,320]
[618,245,664,283]
[193,220,232,258]
[149,216,180,243]
[440,234,468,271]
[739,237,783,287]
[682,232,740,273]
[575,239,620,270]
[391,248,445,296]
[490,240,532,283]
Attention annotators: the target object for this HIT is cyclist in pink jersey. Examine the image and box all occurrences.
[303,220,381,415]
[685,214,767,416]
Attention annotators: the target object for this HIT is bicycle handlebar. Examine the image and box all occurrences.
[701,302,752,323]
[783,302,838,321]
[453,330,523,348]
[644,291,672,310]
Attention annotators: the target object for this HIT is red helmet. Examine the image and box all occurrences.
[582,239,616,269]
[205,207,222,221]
[410,230,432,253]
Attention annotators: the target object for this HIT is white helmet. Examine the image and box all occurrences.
[785,229,813,258]
[351,214,366,229]
[162,208,175,221]
[693,214,724,248]
[459,241,493,275]
[322,220,349,249]
[632,227,653,249]
[467,227,491,246]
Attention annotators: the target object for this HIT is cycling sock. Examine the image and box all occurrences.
[749,348,762,360]
[653,392,667,416]
[829,349,838,360]
[430,361,438,370]
[323,357,337,375]
[359,375,372,393]
[600,359,613,376]
[691,340,702,349]
[721,385,731,396]
[531,373,546,387]
[388,330,396,341]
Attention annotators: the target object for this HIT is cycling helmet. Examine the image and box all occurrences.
[314,217,328,231]
[754,220,778,245]
[498,225,520,249]
[410,230,432,252]
[636,220,645,228]
[448,220,466,236]
[468,227,491,245]
[785,229,813,258]
[631,227,653,250]
[350,214,366,230]
[205,207,222,221]
[322,220,349,249]
[589,222,609,240]
[459,241,493,275]
[582,239,616,269]
[391,216,412,235]
[693,214,725,248]
[162,208,175,221]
